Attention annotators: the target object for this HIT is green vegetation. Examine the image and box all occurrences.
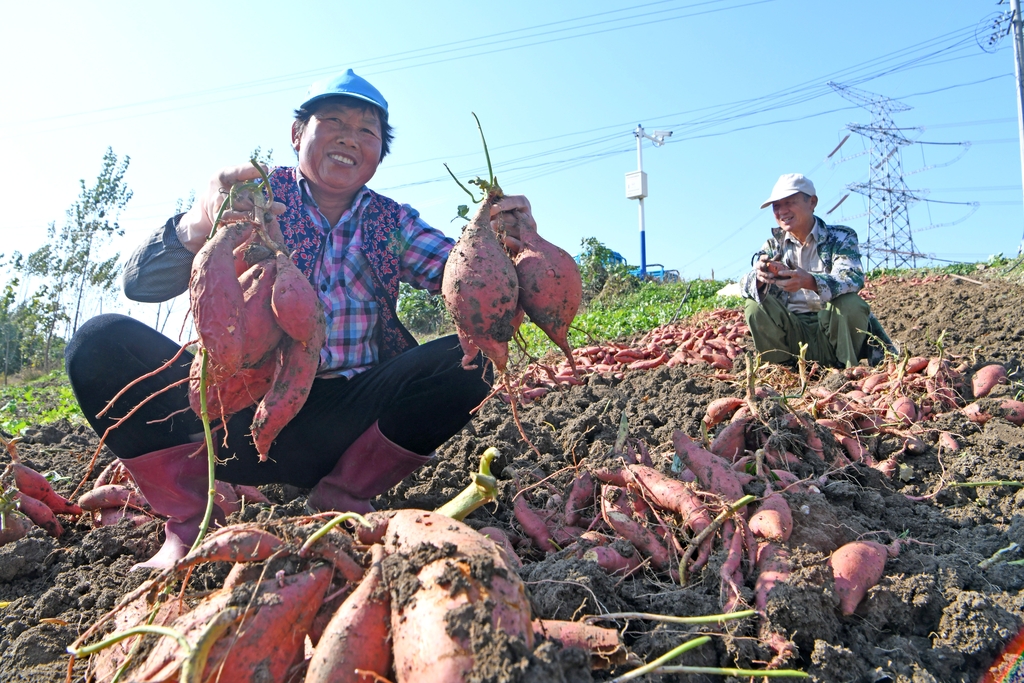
[865,253,1015,280]
[0,371,84,435]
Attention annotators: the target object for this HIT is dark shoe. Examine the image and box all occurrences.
[119,442,224,569]
[307,421,432,513]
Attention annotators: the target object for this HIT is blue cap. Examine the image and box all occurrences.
[299,69,388,121]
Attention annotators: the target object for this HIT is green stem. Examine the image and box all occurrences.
[950,480,1024,488]
[655,666,808,678]
[179,607,240,683]
[610,636,711,683]
[444,163,481,203]
[472,112,494,187]
[435,447,499,521]
[680,495,756,582]
[189,348,217,555]
[300,512,373,555]
[68,625,190,659]
[589,609,755,626]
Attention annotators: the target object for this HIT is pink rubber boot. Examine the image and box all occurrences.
[307,421,432,514]
[119,442,224,569]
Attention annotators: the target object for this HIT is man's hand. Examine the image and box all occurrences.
[490,195,533,256]
[773,266,818,293]
[753,255,782,285]
[176,163,285,254]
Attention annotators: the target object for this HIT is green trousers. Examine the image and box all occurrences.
[744,292,871,368]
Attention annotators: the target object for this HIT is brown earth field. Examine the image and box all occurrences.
[2,274,1024,683]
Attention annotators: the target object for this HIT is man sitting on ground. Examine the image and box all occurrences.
[739,173,891,368]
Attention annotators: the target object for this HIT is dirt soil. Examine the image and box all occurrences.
[2,275,1024,683]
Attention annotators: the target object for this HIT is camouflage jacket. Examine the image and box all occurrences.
[739,216,865,308]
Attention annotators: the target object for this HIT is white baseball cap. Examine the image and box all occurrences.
[760,173,816,209]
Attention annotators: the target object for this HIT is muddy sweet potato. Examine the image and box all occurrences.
[250,321,325,460]
[381,510,534,683]
[754,541,791,613]
[306,544,392,683]
[972,364,1008,399]
[600,485,672,571]
[442,199,520,372]
[829,540,891,615]
[748,489,793,543]
[512,213,582,369]
[703,397,746,429]
[271,251,324,344]
[190,222,250,377]
[532,619,628,669]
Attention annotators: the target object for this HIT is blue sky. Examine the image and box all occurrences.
[1,0,1020,329]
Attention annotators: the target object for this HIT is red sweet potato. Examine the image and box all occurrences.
[748,489,793,543]
[829,540,890,615]
[190,222,249,376]
[710,418,749,460]
[130,564,332,682]
[754,541,791,613]
[238,256,284,365]
[582,545,641,575]
[564,471,595,527]
[532,619,628,669]
[513,495,557,553]
[703,397,745,429]
[938,431,960,452]
[672,431,747,503]
[442,199,520,372]
[12,491,62,537]
[999,399,1024,426]
[513,214,582,369]
[11,463,83,515]
[174,524,284,570]
[251,323,325,460]
[306,544,392,683]
[600,485,672,571]
[271,251,324,344]
[77,484,145,512]
[887,396,918,426]
[972,364,1008,399]
[478,526,523,569]
[383,510,535,683]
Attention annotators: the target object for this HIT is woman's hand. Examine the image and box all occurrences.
[176,163,285,253]
[490,195,533,256]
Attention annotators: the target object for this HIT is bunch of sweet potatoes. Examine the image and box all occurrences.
[189,204,326,460]
[442,194,582,374]
[1,444,82,544]
[75,510,624,683]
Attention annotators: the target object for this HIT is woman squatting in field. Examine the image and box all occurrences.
[64,70,534,568]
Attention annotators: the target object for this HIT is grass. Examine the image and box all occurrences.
[0,371,85,435]
[513,278,742,361]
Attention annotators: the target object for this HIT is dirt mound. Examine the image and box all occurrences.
[2,275,1023,682]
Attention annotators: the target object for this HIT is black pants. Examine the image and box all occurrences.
[65,314,492,487]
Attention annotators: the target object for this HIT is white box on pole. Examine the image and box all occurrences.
[625,171,648,199]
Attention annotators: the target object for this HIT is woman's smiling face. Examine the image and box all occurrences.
[291,99,383,205]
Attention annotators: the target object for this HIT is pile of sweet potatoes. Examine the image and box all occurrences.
[73,509,625,683]
[442,195,582,375]
[503,308,748,405]
[189,188,326,460]
[1,448,82,544]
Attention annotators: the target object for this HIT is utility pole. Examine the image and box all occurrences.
[1011,0,1024,253]
[625,125,672,277]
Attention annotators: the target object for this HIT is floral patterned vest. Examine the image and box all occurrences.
[267,167,417,361]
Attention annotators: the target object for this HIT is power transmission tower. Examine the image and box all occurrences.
[828,82,920,270]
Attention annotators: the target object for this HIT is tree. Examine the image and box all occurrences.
[16,148,132,370]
